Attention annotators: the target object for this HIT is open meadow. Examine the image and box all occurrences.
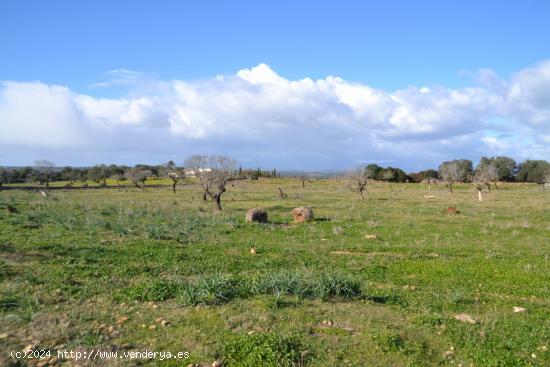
[1,179,549,366]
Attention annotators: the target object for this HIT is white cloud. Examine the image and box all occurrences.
[0,62,549,168]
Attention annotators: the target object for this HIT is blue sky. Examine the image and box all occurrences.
[1,0,549,170]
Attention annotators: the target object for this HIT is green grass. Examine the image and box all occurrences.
[0,179,549,366]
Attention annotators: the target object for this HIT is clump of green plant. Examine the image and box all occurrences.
[124,279,179,301]
[221,332,308,367]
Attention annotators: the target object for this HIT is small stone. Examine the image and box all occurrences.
[443,350,454,359]
[117,316,129,324]
[454,314,476,324]
[148,325,156,330]
[155,317,163,323]
[513,306,526,313]
[364,234,377,240]
[247,331,255,335]
[538,345,548,352]
[531,353,537,359]
[250,247,257,255]
[322,320,333,326]
[0,333,8,339]
[161,319,170,327]
[212,360,223,367]
[152,304,159,309]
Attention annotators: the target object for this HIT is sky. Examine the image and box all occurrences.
[1,0,549,171]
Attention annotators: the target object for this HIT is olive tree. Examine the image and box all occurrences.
[33,160,55,189]
[346,166,369,200]
[161,161,185,194]
[184,155,237,212]
[88,164,109,187]
[0,168,14,191]
[124,167,151,188]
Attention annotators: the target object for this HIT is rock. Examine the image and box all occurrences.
[148,325,156,330]
[250,247,257,255]
[116,316,129,324]
[245,208,268,223]
[212,360,223,367]
[322,320,333,326]
[364,234,377,240]
[513,306,526,313]
[36,361,49,367]
[454,314,476,324]
[161,319,170,327]
[291,207,314,223]
[538,345,548,352]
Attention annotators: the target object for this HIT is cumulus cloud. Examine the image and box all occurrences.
[0,61,549,169]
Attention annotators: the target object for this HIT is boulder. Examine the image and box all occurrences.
[292,207,314,223]
[245,208,268,223]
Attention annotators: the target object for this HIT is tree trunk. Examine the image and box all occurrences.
[448,180,453,193]
[202,192,207,201]
[477,189,483,202]
[172,182,176,194]
[213,194,222,212]
[359,188,364,200]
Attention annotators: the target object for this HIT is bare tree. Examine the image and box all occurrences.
[184,155,237,212]
[125,167,151,188]
[300,175,309,188]
[346,166,369,200]
[33,160,55,189]
[475,160,498,191]
[161,161,185,194]
[438,160,471,193]
[277,187,288,199]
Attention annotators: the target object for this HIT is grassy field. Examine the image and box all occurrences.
[1,179,549,366]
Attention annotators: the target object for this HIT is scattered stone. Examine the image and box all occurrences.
[250,247,257,255]
[0,333,8,339]
[364,234,377,240]
[245,208,268,223]
[332,226,343,235]
[531,353,537,359]
[161,319,170,327]
[423,195,437,198]
[291,207,314,223]
[148,325,156,330]
[322,320,333,326]
[36,361,49,367]
[116,316,129,325]
[454,314,476,324]
[538,345,547,352]
[403,285,417,291]
[212,360,223,367]
[513,306,526,313]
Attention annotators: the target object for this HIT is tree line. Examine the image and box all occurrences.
[1,156,549,192]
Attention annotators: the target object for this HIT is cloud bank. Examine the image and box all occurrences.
[1,61,549,170]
